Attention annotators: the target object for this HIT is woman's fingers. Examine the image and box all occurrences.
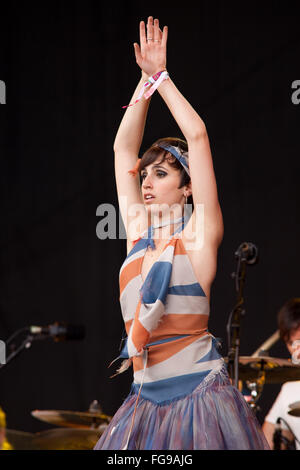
[161,25,168,48]
[140,17,165,47]
[146,16,154,42]
[153,18,160,43]
[133,42,142,64]
[140,21,147,50]
[135,17,167,76]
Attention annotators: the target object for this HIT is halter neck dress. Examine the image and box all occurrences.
[94,218,269,450]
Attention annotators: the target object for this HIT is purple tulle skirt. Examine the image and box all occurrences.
[94,365,270,450]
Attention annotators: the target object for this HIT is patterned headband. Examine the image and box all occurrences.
[157,144,190,176]
[127,143,190,177]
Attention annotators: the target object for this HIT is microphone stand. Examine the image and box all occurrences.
[226,243,258,389]
[0,328,44,370]
[0,322,85,370]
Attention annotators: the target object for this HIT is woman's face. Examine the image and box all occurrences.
[140,156,185,216]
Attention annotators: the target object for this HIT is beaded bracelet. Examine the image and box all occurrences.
[122,70,169,109]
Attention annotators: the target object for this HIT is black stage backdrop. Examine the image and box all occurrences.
[0,1,300,434]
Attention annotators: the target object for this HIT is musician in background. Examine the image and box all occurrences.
[262,298,300,450]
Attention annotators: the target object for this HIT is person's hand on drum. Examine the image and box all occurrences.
[134,16,168,78]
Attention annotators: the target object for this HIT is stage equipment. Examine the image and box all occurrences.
[0,322,85,370]
[226,242,258,388]
[31,400,111,430]
[32,428,102,450]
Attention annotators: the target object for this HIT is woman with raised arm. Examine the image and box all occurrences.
[94,16,269,450]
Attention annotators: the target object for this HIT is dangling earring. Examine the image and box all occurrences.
[184,192,187,206]
[182,192,187,222]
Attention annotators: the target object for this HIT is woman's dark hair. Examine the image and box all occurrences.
[139,137,190,189]
[277,298,300,343]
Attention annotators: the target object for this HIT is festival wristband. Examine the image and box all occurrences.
[122,70,169,108]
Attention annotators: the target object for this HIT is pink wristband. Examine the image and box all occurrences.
[144,71,169,99]
[122,70,169,109]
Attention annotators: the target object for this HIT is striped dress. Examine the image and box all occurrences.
[94,221,270,450]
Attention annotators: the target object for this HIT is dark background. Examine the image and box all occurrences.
[0,0,299,435]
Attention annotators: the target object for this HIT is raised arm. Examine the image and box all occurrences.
[114,21,162,249]
[134,17,223,247]
[114,73,150,245]
[158,79,223,245]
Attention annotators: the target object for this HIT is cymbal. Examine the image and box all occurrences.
[5,429,37,450]
[32,427,102,450]
[239,356,293,368]
[31,409,111,429]
[288,401,300,417]
[226,356,300,383]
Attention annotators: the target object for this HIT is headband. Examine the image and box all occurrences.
[128,144,190,177]
[157,144,190,176]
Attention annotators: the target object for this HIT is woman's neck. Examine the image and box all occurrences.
[148,215,184,240]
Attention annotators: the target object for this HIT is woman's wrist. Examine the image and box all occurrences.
[151,67,167,76]
[141,68,167,81]
[141,71,148,82]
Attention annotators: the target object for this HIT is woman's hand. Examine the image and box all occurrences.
[134,16,168,78]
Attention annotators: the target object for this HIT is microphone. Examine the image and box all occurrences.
[273,417,282,450]
[235,242,258,265]
[28,322,85,341]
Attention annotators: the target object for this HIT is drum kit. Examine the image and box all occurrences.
[2,400,111,450]
[232,354,300,412]
[225,349,300,449]
[225,329,300,415]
